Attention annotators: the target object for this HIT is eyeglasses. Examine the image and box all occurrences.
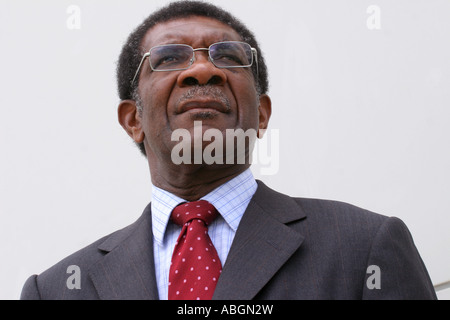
[131,41,258,85]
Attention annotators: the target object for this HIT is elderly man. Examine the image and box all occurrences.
[21,1,436,300]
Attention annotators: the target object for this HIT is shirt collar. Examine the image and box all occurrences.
[151,168,257,247]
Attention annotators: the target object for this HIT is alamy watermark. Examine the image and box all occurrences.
[66,5,81,30]
[366,265,381,290]
[367,5,381,30]
[66,265,81,290]
[170,121,279,175]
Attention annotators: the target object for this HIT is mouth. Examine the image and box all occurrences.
[178,100,230,115]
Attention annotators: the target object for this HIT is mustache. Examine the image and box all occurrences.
[176,85,231,112]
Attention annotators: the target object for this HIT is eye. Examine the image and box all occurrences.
[150,45,193,70]
[210,43,250,67]
[214,53,243,65]
[153,53,183,68]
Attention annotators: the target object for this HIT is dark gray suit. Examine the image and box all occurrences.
[21,181,437,299]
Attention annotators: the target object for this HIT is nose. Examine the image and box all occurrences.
[176,50,227,87]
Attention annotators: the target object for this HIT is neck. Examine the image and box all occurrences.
[149,162,250,201]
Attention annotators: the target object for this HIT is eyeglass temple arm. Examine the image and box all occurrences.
[252,48,259,78]
[131,52,150,86]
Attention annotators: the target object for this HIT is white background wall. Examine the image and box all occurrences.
[1,0,449,299]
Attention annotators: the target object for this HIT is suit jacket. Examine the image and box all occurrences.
[20,180,437,300]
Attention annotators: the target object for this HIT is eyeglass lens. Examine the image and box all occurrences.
[149,42,253,71]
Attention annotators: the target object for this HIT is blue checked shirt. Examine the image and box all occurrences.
[151,168,257,300]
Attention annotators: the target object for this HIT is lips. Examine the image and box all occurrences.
[178,99,230,114]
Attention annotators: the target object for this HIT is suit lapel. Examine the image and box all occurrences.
[88,205,159,300]
[213,181,306,300]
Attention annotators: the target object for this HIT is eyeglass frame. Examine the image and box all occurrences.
[130,41,258,86]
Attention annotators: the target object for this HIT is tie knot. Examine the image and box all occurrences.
[171,200,218,227]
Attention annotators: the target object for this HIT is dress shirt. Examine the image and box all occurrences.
[151,169,258,300]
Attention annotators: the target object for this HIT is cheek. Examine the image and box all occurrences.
[140,77,174,125]
[138,78,178,152]
[230,77,260,128]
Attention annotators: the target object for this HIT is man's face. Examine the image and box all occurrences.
[127,16,270,168]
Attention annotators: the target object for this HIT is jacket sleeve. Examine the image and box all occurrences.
[362,216,437,299]
[20,275,42,300]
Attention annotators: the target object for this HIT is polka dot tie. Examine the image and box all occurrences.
[168,200,222,300]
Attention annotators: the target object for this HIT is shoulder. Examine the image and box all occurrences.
[255,182,436,299]
[255,179,389,231]
[292,196,392,254]
[21,234,110,299]
[253,180,407,261]
[296,196,388,229]
[21,204,152,299]
[290,196,421,250]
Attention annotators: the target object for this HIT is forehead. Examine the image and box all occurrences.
[142,16,243,49]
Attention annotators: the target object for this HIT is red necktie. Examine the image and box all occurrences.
[168,200,222,300]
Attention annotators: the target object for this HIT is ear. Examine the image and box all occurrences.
[117,100,145,143]
[257,94,272,138]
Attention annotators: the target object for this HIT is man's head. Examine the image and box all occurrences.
[117,1,271,182]
[117,0,269,99]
